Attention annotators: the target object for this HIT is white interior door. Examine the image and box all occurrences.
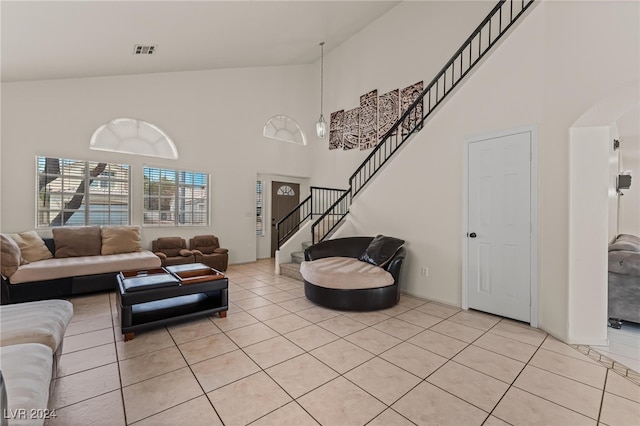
[467,131,532,322]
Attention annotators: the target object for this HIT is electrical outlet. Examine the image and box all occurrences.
[420,266,428,276]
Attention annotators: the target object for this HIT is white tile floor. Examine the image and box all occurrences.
[45,259,640,425]
[591,322,640,373]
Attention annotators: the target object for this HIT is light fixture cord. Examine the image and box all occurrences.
[320,41,325,115]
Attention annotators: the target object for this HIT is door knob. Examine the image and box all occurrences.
[469,232,477,238]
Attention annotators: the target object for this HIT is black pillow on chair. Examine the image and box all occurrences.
[359,235,405,267]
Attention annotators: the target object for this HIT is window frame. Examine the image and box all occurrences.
[142,165,210,227]
[35,156,131,228]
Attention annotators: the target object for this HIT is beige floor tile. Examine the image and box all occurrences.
[225,322,279,347]
[493,387,596,425]
[317,315,368,337]
[298,376,385,426]
[250,285,283,296]
[229,288,258,302]
[266,353,339,398]
[415,302,461,319]
[429,320,485,343]
[122,367,203,423]
[263,313,312,334]
[285,286,307,298]
[285,324,339,351]
[208,371,292,425]
[310,338,374,374]
[246,303,290,321]
[178,332,238,364]
[345,327,402,355]
[115,328,175,360]
[392,381,487,426]
[600,390,640,426]
[489,320,546,346]
[345,357,421,405]
[119,346,187,386]
[373,317,425,340]
[541,336,600,365]
[408,329,468,359]
[278,297,317,313]
[427,361,509,412]
[448,310,501,331]
[379,304,411,316]
[529,348,607,389]
[132,395,222,426]
[166,317,220,345]
[296,306,341,323]
[275,282,302,291]
[397,294,428,309]
[62,328,114,354]
[514,365,603,419]
[343,310,391,326]
[395,309,443,329]
[45,389,125,426]
[233,295,273,310]
[453,345,525,383]
[380,342,448,378]
[210,310,258,331]
[57,343,117,377]
[64,315,113,337]
[262,290,299,303]
[191,349,260,392]
[472,331,537,363]
[482,415,511,426]
[50,363,121,409]
[244,335,305,369]
[606,370,640,403]
[252,401,320,426]
[368,408,415,426]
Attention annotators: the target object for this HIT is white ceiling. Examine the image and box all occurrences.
[1,1,400,82]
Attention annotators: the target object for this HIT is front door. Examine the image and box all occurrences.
[271,181,300,257]
[467,130,532,322]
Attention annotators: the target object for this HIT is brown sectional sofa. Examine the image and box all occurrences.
[1,227,160,305]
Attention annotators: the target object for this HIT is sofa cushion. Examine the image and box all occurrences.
[1,234,23,277]
[8,250,161,284]
[101,226,142,255]
[9,231,53,263]
[0,343,53,426]
[359,234,405,267]
[191,235,219,254]
[300,257,394,290]
[53,226,101,258]
[0,299,73,353]
[156,237,187,257]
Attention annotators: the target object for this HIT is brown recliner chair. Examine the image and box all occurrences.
[189,235,229,271]
[152,237,195,267]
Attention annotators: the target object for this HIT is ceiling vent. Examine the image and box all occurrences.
[133,45,157,55]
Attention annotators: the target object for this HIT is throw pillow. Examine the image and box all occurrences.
[53,226,101,258]
[359,235,405,267]
[1,234,22,277]
[101,226,142,255]
[9,231,53,262]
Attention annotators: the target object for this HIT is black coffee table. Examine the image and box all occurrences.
[116,264,228,341]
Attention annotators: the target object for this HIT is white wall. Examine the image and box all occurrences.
[311,0,639,342]
[1,65,315,264]
[618,105,640,236]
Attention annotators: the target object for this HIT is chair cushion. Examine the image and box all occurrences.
[359,234,405,266]
[1,234,23,277]
[53,226,101,258]
[300,257,394,290]
[101,226,142,255]
[0,299,73,353]
[156,237,186,257]
[192,235,219,254]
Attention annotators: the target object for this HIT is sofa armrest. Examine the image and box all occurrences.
[213,248,228,254]
[1,276,10,305]
[178,249,193,257]
[305,237,373,261]
[154,252,167,260]
[191,249,203,256]
[384,247,406,284]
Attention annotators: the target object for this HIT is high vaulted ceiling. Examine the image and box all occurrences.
[1,1,400,82]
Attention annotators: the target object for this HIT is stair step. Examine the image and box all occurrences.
[301,241,313,250]
[279,262,303,282]
[291,251,305,264]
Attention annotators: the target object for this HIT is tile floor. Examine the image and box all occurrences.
[46,259,640,425]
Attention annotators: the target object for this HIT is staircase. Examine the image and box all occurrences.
[280,241,312,281]
[276,0,536,273]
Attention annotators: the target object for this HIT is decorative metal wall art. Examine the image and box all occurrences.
[401,81,424,133]
[329,110,344,150]
[359,90,378,150]
[343,108,360,150]
[378,89,400,141]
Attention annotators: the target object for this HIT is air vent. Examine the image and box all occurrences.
[133,44,157,55]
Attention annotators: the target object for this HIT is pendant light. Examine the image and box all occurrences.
[316,41,327,139]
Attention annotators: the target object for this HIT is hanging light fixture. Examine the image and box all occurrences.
[316,41,327,138]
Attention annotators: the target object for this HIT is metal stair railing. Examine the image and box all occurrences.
[276,186,347,249]
[310,0,535,244]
